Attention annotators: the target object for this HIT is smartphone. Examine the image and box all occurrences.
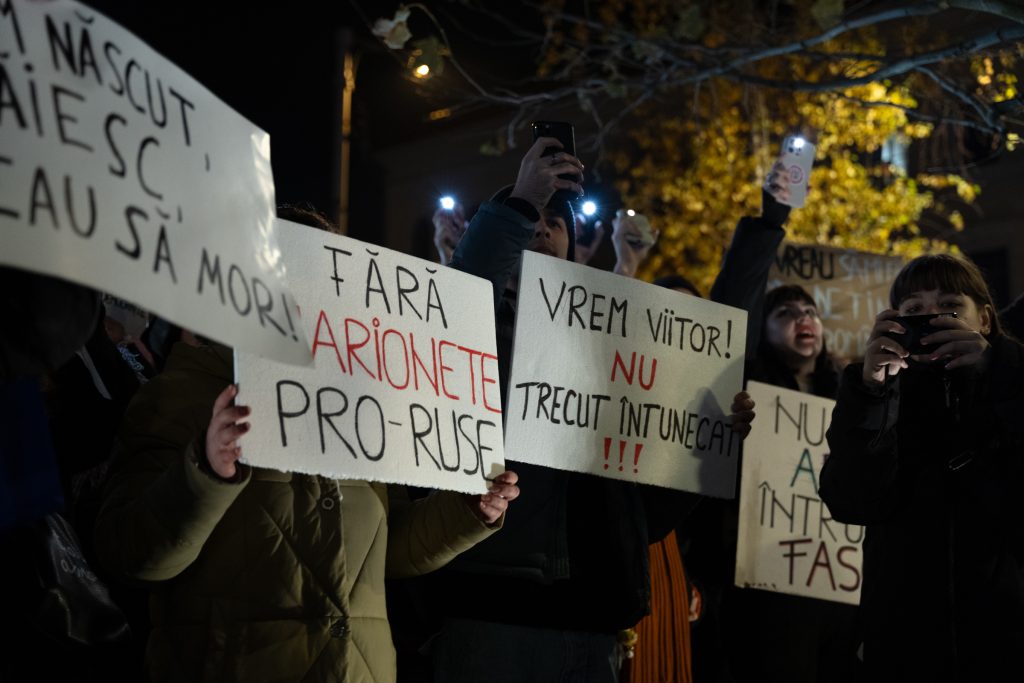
[779,135,816,208]
[887,312,957,355]
[531,120,580,202]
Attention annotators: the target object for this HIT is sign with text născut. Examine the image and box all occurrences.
[0,0,309,364]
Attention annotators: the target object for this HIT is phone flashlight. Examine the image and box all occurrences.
[581,200,597,217]
[439,196,456,211]
[792,137,806,150]
[626,209,636,217]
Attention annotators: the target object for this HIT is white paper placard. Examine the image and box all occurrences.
[235,219,504,493]
[734,381,863,605]
[504,251,747,497]
[0,0,309,364]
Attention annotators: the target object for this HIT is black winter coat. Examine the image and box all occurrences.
[820,337,1024,682]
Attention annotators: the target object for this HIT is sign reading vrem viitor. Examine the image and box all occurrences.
[505,252,747,498]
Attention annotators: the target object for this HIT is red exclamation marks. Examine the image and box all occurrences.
[603,437,611,470]
[618,440,626,472]
[633,443,643,474]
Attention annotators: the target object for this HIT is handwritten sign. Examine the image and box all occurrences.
[734,381,862,605]
[0,0,309,364]
[504,252,747,498]
[769,243,903,360]
[235,220,504,494]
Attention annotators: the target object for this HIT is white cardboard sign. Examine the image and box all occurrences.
[734,381,863,605]
[235,220,504,494]
[0,0,309,364]
[504,251,747,498]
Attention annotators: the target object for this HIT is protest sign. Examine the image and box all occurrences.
[769,242,903,360]
[504,251,747,498]
[0,0,309,364]
[734,381,862,605]
[235,220,504,494]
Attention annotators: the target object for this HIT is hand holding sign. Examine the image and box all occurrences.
[465,470,520,525]
[729,390,756,440]
[205,383,250,480]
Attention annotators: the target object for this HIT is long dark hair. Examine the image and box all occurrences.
[889,253,1002,339]
[756,284,839,399]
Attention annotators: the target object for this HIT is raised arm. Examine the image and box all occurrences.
[709,164,792,356]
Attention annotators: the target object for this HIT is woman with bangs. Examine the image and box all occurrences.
[820,253,1024,682]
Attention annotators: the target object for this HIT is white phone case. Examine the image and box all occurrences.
[779,136,815,208]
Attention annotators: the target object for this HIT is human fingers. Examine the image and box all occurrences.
[546,151,585,173]
[491,470,518,486]
[528,136,563,157]
[944,349,989,371]
[211,383,237,418]
[211,404,251,435]
[213,419,251,451]
[924,338,989,363]
[867,314,906,343]
[732,420,753,439]
[922,315,970,333]
[552,177,584,197]
[730,391,754,414]
[475,494,508,524]
[866,335,909,361]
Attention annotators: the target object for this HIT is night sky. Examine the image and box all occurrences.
[86,1,447,247]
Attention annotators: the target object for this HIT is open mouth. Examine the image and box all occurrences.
[795,330,816,341]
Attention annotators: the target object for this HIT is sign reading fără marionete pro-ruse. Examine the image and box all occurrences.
[0,0,309,364]
[235,220,505,494]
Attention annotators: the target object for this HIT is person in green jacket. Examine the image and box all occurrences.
[95,213,518,683]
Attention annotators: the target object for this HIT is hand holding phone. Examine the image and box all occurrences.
[531,121,583,203]
[884,313,957,355]
[510,126,584,212]
[778,135,815,208]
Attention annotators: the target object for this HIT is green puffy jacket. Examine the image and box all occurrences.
[95,342,497,682]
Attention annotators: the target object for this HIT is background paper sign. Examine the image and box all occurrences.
[734,381,863,605]
[236,220,503,494]
[0,0,309,364]
[504,251,747,498]
[769,243,904,360]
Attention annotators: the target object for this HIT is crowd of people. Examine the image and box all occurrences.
[2,131,1023,683]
